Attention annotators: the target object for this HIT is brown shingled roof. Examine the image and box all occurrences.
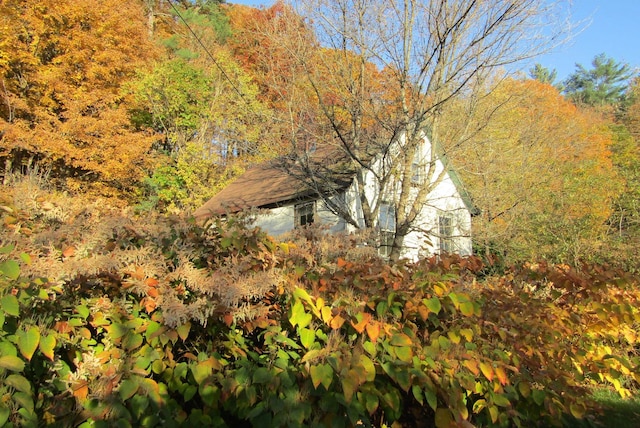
[194,147,356,221]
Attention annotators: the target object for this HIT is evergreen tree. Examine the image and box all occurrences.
[529,64,558,85]
[563,53,634,108]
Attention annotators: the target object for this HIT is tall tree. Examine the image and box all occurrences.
[454,78,622,265]
[563,53,634,109]
[0,0,159,194]
[130,1,277,211]
[265,0,569,260]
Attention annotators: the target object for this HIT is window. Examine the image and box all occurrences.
[295,202,315,227]
[379,202,396,257]
[411,161,423,184]
[411,149,426,185]
[438,215,455,253]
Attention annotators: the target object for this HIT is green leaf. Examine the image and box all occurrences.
[389,333,412,347]
[435,408,453,428]
[424,297,441,315]
[38,334,56,360]
[363,340,376,356]
[19,253,31,265]
[570,402,586,419]
[341,376,356,403]
[12,391,34,412]
[289,300,312,329]
[0,355,24,372]
[299,327,316,349]
[363,391,379,414]
[310,363,333,390]
[393,368,411,392]
[123,333,144,351]
[107,323,128,340]
[252,367,272,384]
[119,378,139,401]
[292,287,313,304]
[492,393,511,408]
[459,300,475,317]
[76,305,90,319]
[0,405,9,427]
[5,374,32,394]
[359,354,376,382]
[412,385,424,405]
[0,260,20,280]
[17,326,40,361]
[395,346,413,363]
[532,389,545,406]
[183,385,197,402]
[425,388,438,411]
[176,322,191,341]
[0,244,14,254]
[191,361,212,385]
[0,342,17,357]
[489,405,499,423]
[1,294,19,316]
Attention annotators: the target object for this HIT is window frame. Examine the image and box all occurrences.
[295,201,315,227]
[378,202,396,257]
[438,214,455,254]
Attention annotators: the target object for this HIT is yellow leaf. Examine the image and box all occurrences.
[463,360,479,376]
[479,362,494,382]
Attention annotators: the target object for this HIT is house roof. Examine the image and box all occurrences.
[194,134,478,221]
[194,163,313,219]
[194,147,355,220]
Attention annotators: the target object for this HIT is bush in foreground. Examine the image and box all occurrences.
[0,186,639,427]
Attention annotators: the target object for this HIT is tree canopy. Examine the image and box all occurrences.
[0,0,159,194]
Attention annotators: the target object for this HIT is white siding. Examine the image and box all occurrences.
[250,132,472,260]
[251,195,347,237]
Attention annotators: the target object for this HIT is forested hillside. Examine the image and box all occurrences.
[0,1,639,427]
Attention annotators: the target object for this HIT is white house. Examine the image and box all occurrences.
[195,132,475,261]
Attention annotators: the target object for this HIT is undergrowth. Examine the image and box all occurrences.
[0,179,639,427]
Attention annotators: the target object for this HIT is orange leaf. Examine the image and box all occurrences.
[463,360,480,376]
[145,278,159,287]
[337,258,348,268]
[72,381,89,400]
[495,366,508,386]
[329,314,346,329]
[62,246,75,258]
[147,287,159,298]
[365,321,380,343]
[350,312,371,334]
[223,313,234,326]
[142,298,156,313]
[417,304,429,321]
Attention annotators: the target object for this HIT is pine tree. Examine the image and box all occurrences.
[563,53,634,108]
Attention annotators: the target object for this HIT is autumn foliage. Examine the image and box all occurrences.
[0,0,159,195]
[1,179,638,427]
[0,1,639,427]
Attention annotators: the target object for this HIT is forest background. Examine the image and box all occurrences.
[2,0,639,268]
[0,0,640,427]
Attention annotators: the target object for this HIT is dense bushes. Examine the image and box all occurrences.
[0,182,639,427]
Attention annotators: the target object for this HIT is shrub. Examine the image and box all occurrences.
[1,181,638,427]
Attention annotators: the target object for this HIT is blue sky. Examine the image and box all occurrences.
[230,1,640,83]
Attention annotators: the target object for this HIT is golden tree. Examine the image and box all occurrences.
[0,0,159,195]
[454,78,622,264]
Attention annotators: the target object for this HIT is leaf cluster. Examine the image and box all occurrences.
[1,180,639,427]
